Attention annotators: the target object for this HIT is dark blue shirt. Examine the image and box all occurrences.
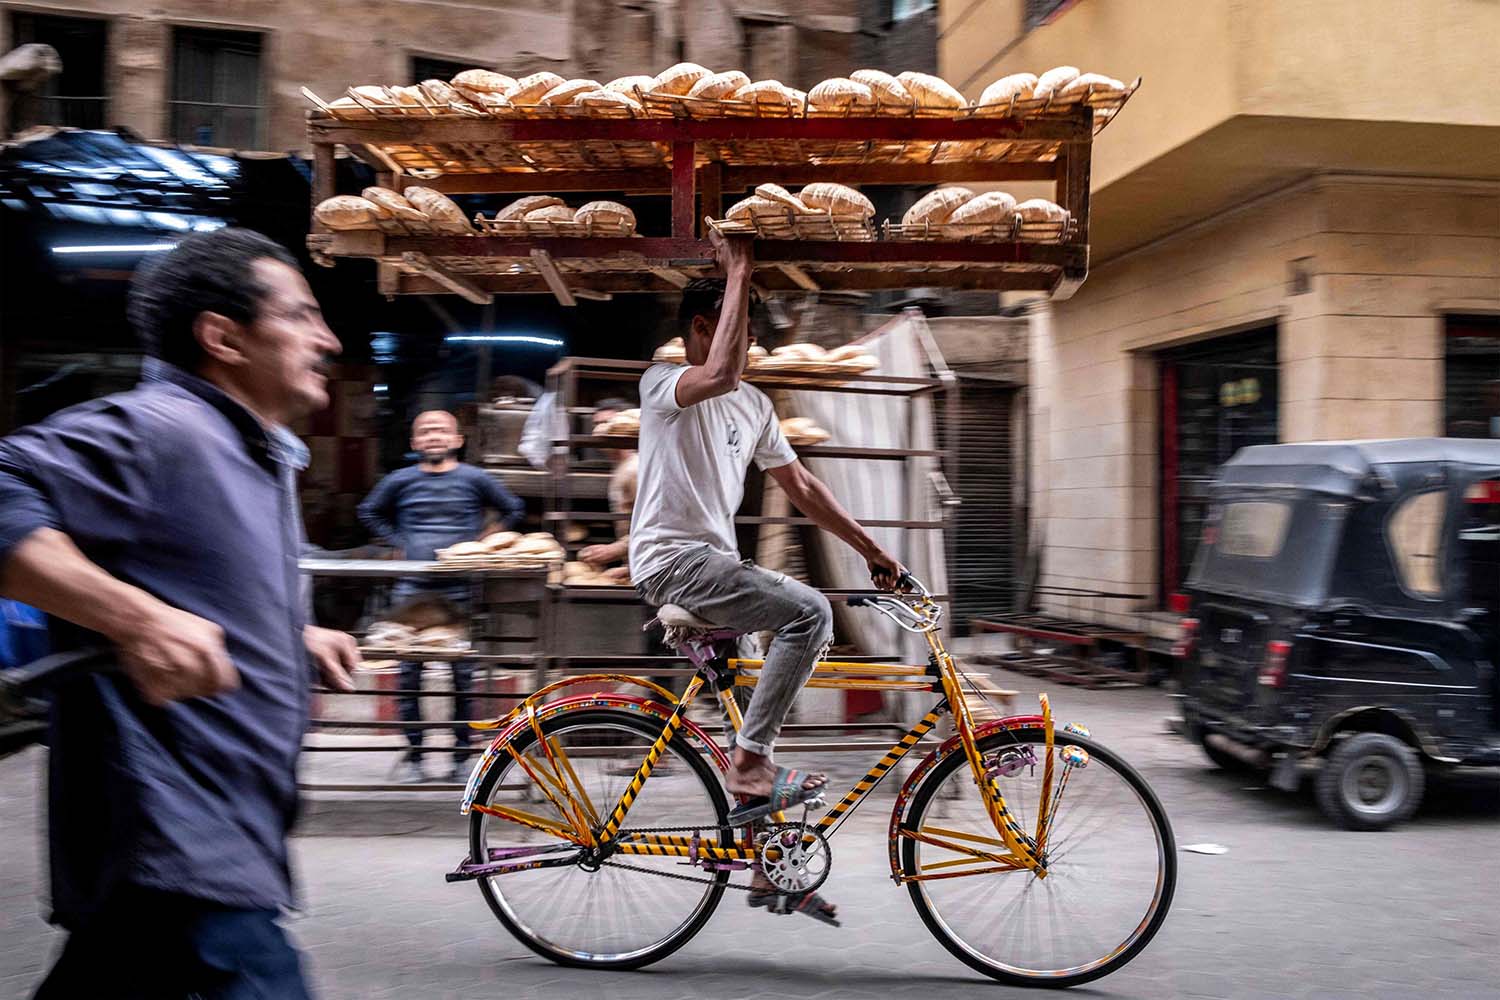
[357,464,524,595]
[0,363,312,928]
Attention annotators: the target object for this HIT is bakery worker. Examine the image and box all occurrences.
[357,410,524,783]
[0,228,360,997]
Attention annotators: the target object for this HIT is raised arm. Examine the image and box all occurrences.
[766,460,905,590]
[672,232,755,408]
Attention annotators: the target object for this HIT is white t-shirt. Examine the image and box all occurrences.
[628,363,797,583]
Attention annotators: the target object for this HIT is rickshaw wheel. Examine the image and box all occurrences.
[1315,732,1425,831]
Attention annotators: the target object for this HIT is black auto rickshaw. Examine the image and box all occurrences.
[1176,438,1500,830]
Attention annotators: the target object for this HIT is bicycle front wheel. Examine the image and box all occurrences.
[470,708,731,970]
[899,728,1175,987]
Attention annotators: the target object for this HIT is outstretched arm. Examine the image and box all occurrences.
[766,460,904,589]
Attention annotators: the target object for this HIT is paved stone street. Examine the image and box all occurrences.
[4,674,1499,999]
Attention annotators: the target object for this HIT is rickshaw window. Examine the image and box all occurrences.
[1217,501,1293,559]
[1385,489,1446,600]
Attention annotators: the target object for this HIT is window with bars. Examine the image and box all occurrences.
[410,55,472,85]
[169,27,263,150]
[8,12,109,132]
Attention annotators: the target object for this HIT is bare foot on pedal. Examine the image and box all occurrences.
[725,749,827,800]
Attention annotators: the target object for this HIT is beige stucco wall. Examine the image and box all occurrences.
[1031,175,1500,615]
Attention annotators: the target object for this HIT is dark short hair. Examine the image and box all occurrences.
[677,278,762,335]
[127,228,298,370]
[594,396,634,413]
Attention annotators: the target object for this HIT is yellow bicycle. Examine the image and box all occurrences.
[448,575,1175,987]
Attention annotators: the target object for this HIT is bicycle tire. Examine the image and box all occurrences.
[900,727,1176,988]
[469,708,730,970]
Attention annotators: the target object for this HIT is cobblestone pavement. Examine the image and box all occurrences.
[4,674,1499,999]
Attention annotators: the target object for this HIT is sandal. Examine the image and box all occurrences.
[748,888,841,927]
[726,766,828,826]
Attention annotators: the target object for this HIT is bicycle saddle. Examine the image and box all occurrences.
[655,604,718,630]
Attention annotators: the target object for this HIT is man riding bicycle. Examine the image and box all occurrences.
[630,234,904,918]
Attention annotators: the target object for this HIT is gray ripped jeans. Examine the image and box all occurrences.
[636,544,833,757]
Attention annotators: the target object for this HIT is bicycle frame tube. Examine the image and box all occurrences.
[595,671,711,844]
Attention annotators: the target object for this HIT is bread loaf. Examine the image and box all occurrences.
[451,70,517,96]
[753,183,811,214]
[772,343,826,360]
[808,77,875,111]
[687,70,750,100]
[350,86,395,106]
[1033,65,1080,100]
[574,89,641,111]
[574,200,636,232]
[896,71,967,110]
[419,79,458,105]
[540,78,601,105]
[496,195,564,222]
[731,80,801,108]
[652,62,713,96]
[314,196,382,230]
[404,187,470,231]
[324,97,374,117]
[1015,198,1068,223]
[903,186,975,226]
[388,85,426,107]
[798,183,875,218]
[850,69,913,106]
[524,204,577,224]
[947,191,1018,232]
[979,73,1039,108]
[823,343,871,363]
[480,530,521,551]
[604,75,657,95]
[361,187,427,222]
[1060,72,1126,97]
[509,71,566,104]
[725,195,789,222]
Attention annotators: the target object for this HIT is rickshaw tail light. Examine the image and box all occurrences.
[1172,617,1199,659]
[1168,592,1192,614]
[1259,640,1292,688]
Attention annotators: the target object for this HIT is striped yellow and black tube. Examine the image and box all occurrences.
[816,708,946,834]
[614,832,757,862]
[596,674,707,844]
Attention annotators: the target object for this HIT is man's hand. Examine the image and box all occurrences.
[579,540,627,569]
[866,548,906,592]
[305,625,360,692]
[111,603,240,707]
[708,227,754,277]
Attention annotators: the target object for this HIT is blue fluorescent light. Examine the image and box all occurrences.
[443,334,564,347]
[51,242,177,255]
[373,384,389,392]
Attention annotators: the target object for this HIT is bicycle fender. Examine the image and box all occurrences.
[885,714,1045,880]
[460,693,731,815]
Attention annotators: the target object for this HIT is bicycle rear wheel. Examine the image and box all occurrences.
[469,708,730,969]
[899,728,1175,987]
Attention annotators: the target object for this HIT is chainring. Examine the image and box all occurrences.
[757,822,832,894]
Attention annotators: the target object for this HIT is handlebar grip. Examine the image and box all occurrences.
[846,596,870,607]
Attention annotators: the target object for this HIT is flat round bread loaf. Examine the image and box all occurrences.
[388,85,426,107]
[419,79,458,105]
[604,75,657,95]
[653,62,713,96]
[948,191,1018,231]
[314,196,382,230]
[496,195,565,221]
[725,195,790,221]
[772,343,826,360]
[453,88,511,112]
[509,71,566,104]
[350,86,395,106]
[444,541,489,557]
[896,71,966,110]
[524,204,577,224]
[574,200,636,232]
[481,530,521,551]
[753,183,810,213]
[808,77,875,111]
[1034,65,1080,99]
[404,187,470,230]
[450,70,515,95]
[687,70,750,100]
[823,343,870,362]
[574,89,641,111]
[850,69,913,106]
[903,186,975,226]
[1015,198,1068,223]
[798,183,875,218]
[324,97,374,117]
[747,345,769,360]
[979,73,1039,108]
[361,187,427,222]
[732,80,800,107]
[1060,72,1126,96]
[540,78,601,105]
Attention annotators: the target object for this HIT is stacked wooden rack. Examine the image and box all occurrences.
[305,83,1136,301]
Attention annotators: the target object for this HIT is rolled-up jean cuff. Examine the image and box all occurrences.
[734,732,774,757]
